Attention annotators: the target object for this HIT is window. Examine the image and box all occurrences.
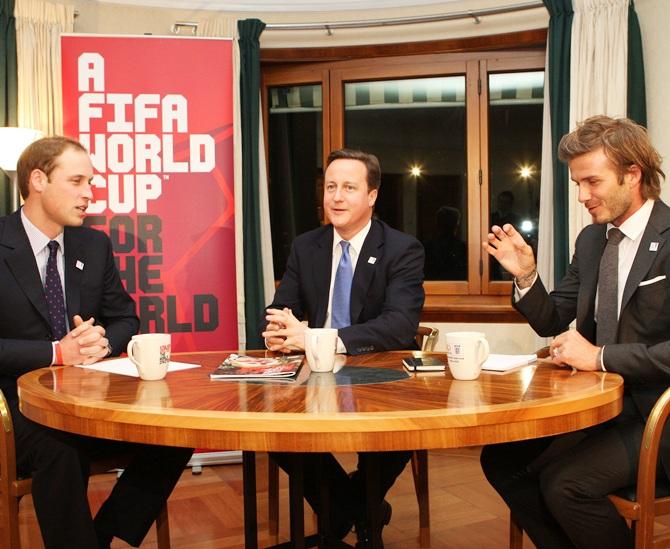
[263,49,545,320]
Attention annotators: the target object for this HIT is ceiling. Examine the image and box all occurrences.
[96,0,467,12]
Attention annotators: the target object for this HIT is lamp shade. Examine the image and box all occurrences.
[0,128,45,172]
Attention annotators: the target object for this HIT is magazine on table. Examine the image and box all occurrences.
[210,354,304,380]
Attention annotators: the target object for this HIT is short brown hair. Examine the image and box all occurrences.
[16,136,87,199]
[558,115,665,199]
[326,148,381,191]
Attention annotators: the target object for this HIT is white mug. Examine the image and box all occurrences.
[126,333,171,381]
[304,328,338,372]
[445,331,489,380]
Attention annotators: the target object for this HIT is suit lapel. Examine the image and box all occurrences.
[350,220,382,322]
[64,228,84,320]
[621,201,670,313]
[312,227,334,326]
[1,211,51,327]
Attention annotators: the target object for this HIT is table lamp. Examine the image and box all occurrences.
[0,127,45,211]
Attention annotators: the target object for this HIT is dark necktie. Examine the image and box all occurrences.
[45,240,67,340]
[596,228,625,345]
[331,240,353,329]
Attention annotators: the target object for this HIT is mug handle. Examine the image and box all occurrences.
[127,340,140,368]
[477,338,490,366]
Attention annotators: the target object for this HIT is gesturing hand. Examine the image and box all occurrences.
[482,224,536,280]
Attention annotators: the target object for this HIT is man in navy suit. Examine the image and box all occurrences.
[262,148,425,545]
[0,136,192,548]
[481,116,668,549]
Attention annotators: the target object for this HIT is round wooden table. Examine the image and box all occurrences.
[18,350,623,452]
[18,350,623,549]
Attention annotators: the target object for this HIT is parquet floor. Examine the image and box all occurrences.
[16,446,667,548]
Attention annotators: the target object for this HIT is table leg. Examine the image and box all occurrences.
[289,453,306,549]
[364,453,382,549]
[243,451,258,549]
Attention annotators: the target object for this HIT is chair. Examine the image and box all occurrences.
[0,389,171,549]
[267,326,439,547]
[510,385,670,549]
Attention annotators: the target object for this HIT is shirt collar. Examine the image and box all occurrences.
[21,208,65,255]
[333,219,372,256]
[607,198,654,242]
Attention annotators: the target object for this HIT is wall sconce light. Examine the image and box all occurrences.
[409,165,423,177]
[0,127,45,211]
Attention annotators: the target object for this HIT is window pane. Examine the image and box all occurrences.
[267,84,323,278]
[488,71,544,281]
[344,76,468,281]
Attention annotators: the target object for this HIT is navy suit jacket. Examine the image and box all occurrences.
[515,200,670,473]
[0,209,139,400]
[263,219,425,354]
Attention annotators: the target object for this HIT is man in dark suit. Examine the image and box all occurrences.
[481,116,668,549]
[0,136,192,549]
[261,148,425,545]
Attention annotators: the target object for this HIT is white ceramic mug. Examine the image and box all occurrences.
[126,333,171,381]
[445,331,490,380]
[304,328,338,372]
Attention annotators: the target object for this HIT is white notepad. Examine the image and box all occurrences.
[481,354,537,372]
[76,357,200,377]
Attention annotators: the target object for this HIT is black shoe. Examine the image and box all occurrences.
[354,500,392,548]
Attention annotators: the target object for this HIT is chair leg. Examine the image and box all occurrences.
[2,491,22,549]
[411,450,430,548]
[155,503,171,549]
[509,513,523,549]
[268,454,280,538]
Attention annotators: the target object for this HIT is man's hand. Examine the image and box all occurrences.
[482,224,537,283]
[59,315,110,366]
[549,330,601,371]
[262,308,307,352]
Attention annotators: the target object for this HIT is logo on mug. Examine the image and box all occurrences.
[159,344,171,365]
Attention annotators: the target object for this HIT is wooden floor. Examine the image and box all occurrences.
[15,447,530,548]
[17,447,670,548]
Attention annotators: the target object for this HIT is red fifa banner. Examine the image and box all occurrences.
[61,35,237,352]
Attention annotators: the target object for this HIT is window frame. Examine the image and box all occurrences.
[262,43,546,323]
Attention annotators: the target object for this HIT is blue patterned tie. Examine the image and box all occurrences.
[45,241,67,340]
[331,241,353,329]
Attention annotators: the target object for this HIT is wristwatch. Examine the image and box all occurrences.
[104,342,113,357]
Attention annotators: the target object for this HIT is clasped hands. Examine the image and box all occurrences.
[59,315,110,366]
[262,307,307,352]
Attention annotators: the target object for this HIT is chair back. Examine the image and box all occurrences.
[416,326,439,352]
[0,389,18,497]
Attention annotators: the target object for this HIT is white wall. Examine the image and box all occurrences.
[636,0,670,204]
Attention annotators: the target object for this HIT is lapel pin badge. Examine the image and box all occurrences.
[76,260,84,270]
[650,242,659,252]
[368,256,377,264]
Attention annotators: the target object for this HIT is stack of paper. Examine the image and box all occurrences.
[481,354,537,372]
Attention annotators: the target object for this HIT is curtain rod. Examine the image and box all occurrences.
[264,1,545,32]
[168,1,545,35]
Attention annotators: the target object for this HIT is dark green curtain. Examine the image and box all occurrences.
[0,0,17,217]
[238,18,266,350]
[627,0,647,126]
[543,0,573,286]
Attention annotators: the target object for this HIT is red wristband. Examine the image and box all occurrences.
[53,341,63,365]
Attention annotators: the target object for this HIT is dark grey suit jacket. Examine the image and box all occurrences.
[263,219,425,354]
[515,200,670,471]
[0,209,139,400]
